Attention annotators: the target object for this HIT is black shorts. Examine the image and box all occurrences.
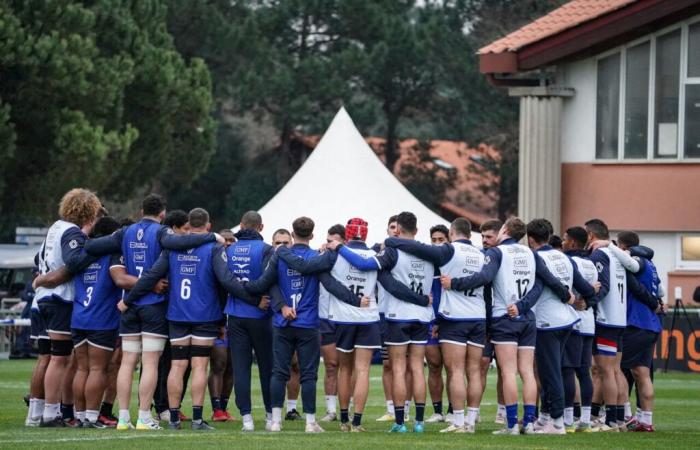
[594,325,624,356]
[169,321,220,342]
[621,327,658,369]
[335,322,382,353]
[482,336,495,359]
[72,328,119,351]
[119,302,168,338]
[490,316,536,349]
[38,298,73,335]
[30,309,49,340]
[379,314,389,361]
[384,321,429,346]
[438,319,486,347]
[320,319,336,346]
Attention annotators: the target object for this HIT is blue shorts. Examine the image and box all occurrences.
[169,321,220,342]
[119,302,168,338]
[594,325,624,356]
[320,319,336,346]
[621,327,657,369]
[482,334,495,359]
[38,298,73,335]
[490,315,536,349]
[335,322,382,353]
[426,323,439,346]
[30,309,49,340]
[438,319,486,347]
[384,321,429,346]
[72,328,119,351]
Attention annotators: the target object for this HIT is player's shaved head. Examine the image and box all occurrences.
[450,218,471,238]
[188,208,210,229]
[585,218,609,240]
[240,211,263,230]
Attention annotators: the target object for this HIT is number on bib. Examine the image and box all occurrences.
[83,286,94,307]
[516,278,530,299]
[181,278,191,300]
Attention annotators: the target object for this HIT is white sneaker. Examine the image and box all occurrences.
[444,413,454,423]
[376,412,395,422]
[494,412,506,424]
[157,410,170,422]
[242,419,254,432]
[493,424,520,435]
[463,424,475,434]
[521,422,536,434]
[320,411,337,422]
[439,423,464,433]
[25,416,41,427]
[305,422,325,433]
[535,422,566,435]
[425,413,444,423]
[269,421,282,432]
[533,418,549,431]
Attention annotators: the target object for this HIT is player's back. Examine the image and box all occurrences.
[276,245,320,329]
[72,254,121,330]
[328,243,378,324]
[121,219,163,306]
[35,220,80,303]
[167,241,220,323]
[492,243,536,318]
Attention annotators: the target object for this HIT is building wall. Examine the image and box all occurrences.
[559,57,597,163]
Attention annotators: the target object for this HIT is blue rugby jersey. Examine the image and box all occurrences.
[72,254,122,330]
[167,242,221,323]
[224,234,272,319]
[274,244,321,329]
[122,220,164,306]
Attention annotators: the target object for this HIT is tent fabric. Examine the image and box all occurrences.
[238,107,481,247]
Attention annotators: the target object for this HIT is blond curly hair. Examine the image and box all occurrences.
[58,188,102,227]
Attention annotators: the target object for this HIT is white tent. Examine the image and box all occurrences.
[241,107,481,247]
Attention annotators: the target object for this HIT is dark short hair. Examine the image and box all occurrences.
[292,217,315,239]
[387,215,398,226]
[142,194,166,216]
[504,217,526,241]
[396,211,417,234]
[543,219,554,236]
[565,226,588,248]
[450,218,471,237]
[430,224,449,238]
[527,219,551,244]
[163,209,188,229]
[549,234,563,249]
[480,219,503,233]
[327,224,345,238]
[219,229,235,237]
[585,218,609,240]
[240,211,262,229]
[91,217,120,239]
[617,230,640,248]
[272,228,291,239]
[188,208,209,228]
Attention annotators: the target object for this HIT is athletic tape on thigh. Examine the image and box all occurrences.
[171,345,190,360]
[50,339,73,356]
[190,345,212,358]
[142,337,166,352]
[121,340,142,353]
[38,339,51,355]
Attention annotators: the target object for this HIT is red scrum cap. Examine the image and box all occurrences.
[345,218,368,242]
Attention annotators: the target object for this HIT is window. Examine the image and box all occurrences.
[678,235,700,269]
[596,53,620,159]
[595,18,700,160]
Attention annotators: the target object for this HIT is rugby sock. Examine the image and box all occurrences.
[563,407,574,426]
[211,396,222,411]
[497,403,505,417]
[61,403,74,420]
[100,402,113,417]
[192,406,203,422]
[624,402,632,420]
[169,408,180,424]
[138,409,152,421]
[591,402,602,418]
[523,404,537,427]
[221,396,229,411]
[272,407,282,423]
[641,410,653,426]
[352,413,363,427]
[305,413,315,425]
[340,409,350,424]
[118,409,130,423]
[34,399,45,420]
[452,410,465,427]
[506,404,518,429]
[43,403,60,422]
[581,406,591,424]
[605,405,616,426]
[466,407,479,426]
[394,406,405,425]
[573,402,581,420]
[26,398,36,421]
[616,405,625,423]
[447,403,453,414]
[386,400,394,415]
[433,401,443,415]
[287,399,297,413]
[415,403,425,422]
[325,395,337,413]
[86,410,99,423]
[75,410,86,422]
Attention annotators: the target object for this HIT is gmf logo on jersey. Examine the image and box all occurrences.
[137,228,144,241]
[410,260,425,271]
[180,264,197,276]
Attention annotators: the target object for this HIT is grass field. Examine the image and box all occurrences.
[0,360,698,449]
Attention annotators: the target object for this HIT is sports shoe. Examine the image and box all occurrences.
[389,423,408,433]
[242,419,254,432]
[305,422,325,433]
[624,417,638,431]
[575,422,592,433]
[116,419,134,430]
[565,423,577,433]
[212,409,228,422]
[521,423,536,435]
[168,421,182,430]
[592,422,619,432]
[339,422,351,432]
[439,423,464,433]
[191,420,214,430]
[351,425,367,432]
[494,412,506,425]
[178,411,189,422]
[40,417,66,428]
[269,421,281,432]
[286,409,302,421]
[83,420,107,429]
[376,412,395,422]
[98,414,117,427]
[463,424,476,434]
[223,411,236,422]
[533,418,549,431]
[492,424,520,435]
[136,418,162,430]
[631,422,654,432]
[64,418,82,428]
[425,413,444,423]
[320,411,337,422]
[156,410,170,422]
[413,422,425,433]
[534,422,566,435]
[25,416,41,427]
[444,412,454,423]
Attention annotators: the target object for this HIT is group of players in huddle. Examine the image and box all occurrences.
[23,187,664,435]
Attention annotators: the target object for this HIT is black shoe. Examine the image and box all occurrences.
[285,409,302,421]
[191,420,214,430]
[168,421,182,430]
[40,417,66,428]
[83,420,107,429]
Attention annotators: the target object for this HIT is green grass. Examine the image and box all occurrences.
[0,359,698,449]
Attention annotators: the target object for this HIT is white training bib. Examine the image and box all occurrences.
[35,220,79,303]
[531,249,578,330]
[595,247,627,328]
[384,249,434,323]
[327,246,379,324]
[492,243,536,318]
[571,256,597,335]
[438,241,485,321]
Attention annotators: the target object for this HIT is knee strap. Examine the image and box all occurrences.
[190,345,212,358]
[50,339,73,356]
[37,339,51,355]
[122,340,142,354]
[171,345,190,360]
[142,337,166,352]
